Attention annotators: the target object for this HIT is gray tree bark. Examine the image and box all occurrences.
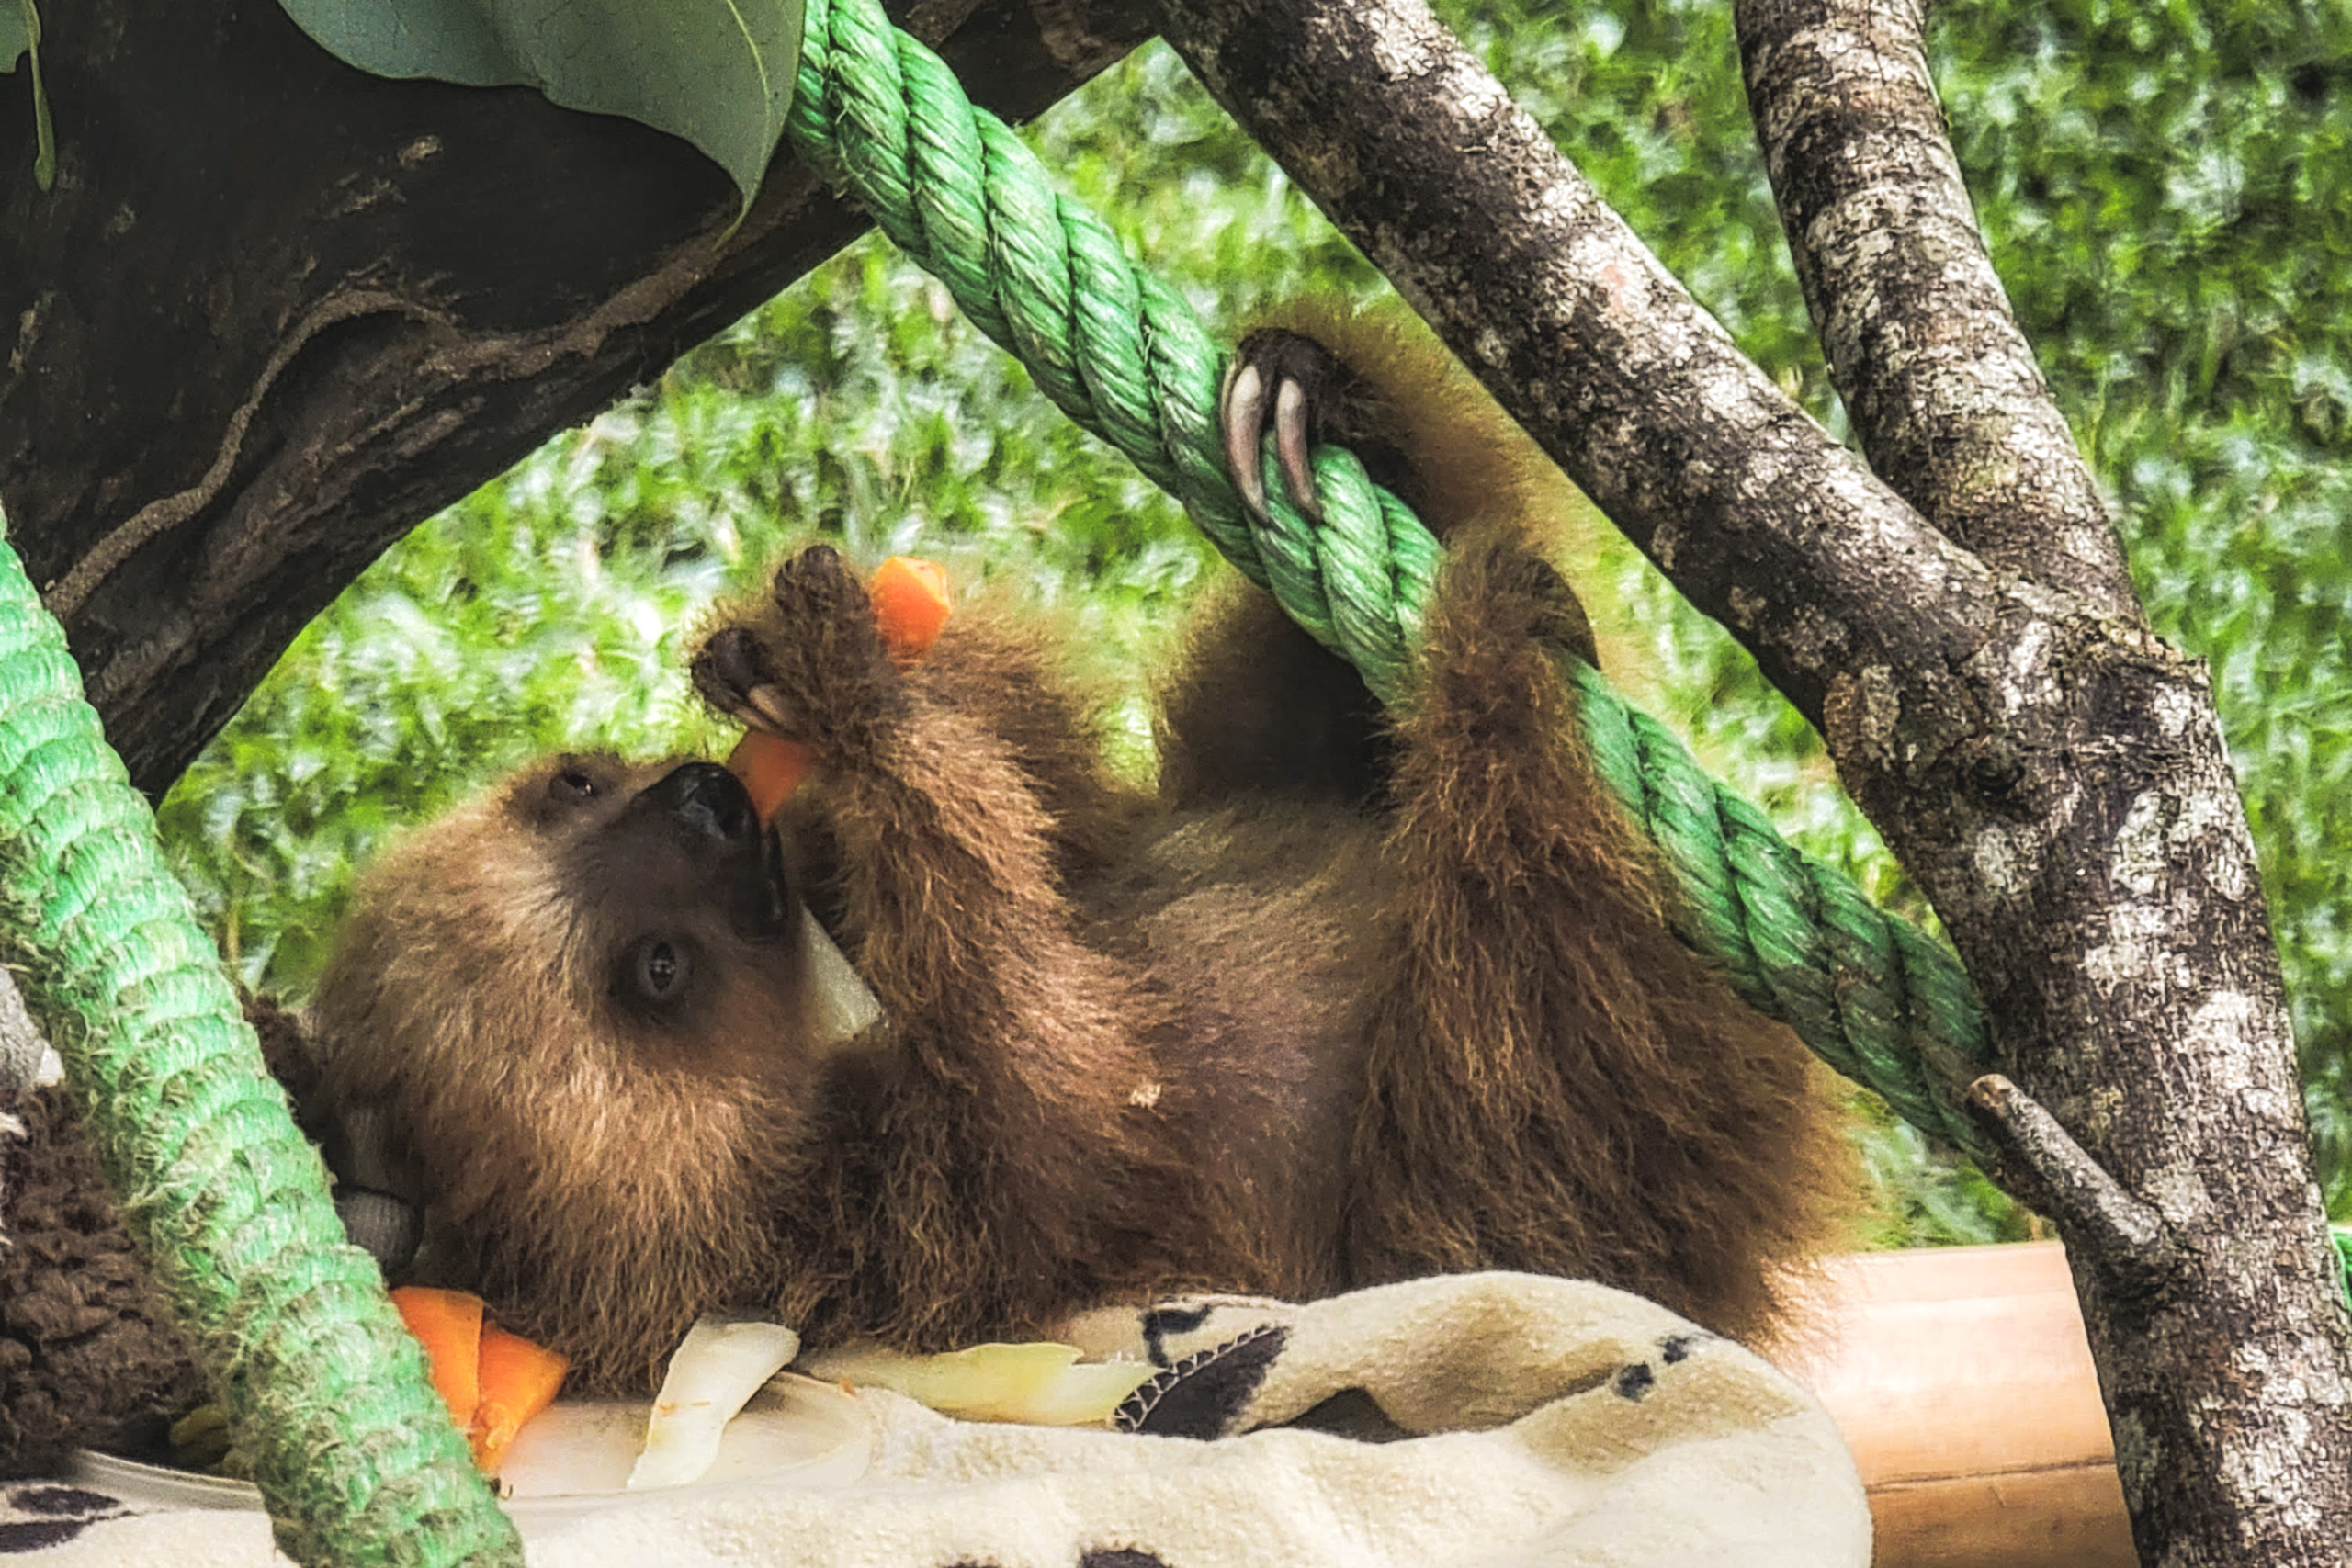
[0,0,1153,796]
[1738,0,2135,616]
[1149,0,2352,1561]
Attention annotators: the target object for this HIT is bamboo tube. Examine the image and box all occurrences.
[1784,1242,2135,1567]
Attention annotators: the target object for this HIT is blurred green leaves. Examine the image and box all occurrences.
[1934,0,2352,1207]
[159,0,2352,1237]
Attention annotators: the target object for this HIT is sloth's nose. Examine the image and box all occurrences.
[643,761,760,847]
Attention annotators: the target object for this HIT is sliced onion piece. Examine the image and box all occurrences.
[627,1315,802,1491]
[797,1341,1152,1426]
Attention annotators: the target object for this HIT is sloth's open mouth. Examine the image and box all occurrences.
[732,820,796,943]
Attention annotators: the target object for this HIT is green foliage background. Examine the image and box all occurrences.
[155,0,2352,1243]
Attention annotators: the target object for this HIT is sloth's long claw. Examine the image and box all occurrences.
[1274,375,1321,524]
[693,627,761,717]
[1223,360,1271,525]
[741,682,797,738]
[1227,328,1351,527]
[695,628,800,738]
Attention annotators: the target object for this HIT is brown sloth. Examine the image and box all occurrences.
[308,306,1853,1393]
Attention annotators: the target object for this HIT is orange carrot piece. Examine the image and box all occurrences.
[469,1323,572,1474]
[868,555,955,664]
[727,728,814,827]
[725,556,955,826]
[390,1286,484,1430]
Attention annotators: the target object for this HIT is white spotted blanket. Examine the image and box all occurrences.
[7,1273,1869,1568]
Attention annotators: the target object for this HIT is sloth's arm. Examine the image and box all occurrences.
[694,544,1157,1102]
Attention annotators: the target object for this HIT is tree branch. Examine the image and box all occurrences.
[0,0,1155,795]
[1967,1074,2175,1294]
[1736,0,2140,618]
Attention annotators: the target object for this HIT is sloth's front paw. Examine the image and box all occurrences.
[1223,323,1423,531]
[692,544,907,752]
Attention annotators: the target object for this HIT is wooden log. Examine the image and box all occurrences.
[1784,1242,2135,1567]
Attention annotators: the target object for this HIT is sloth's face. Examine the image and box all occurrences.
[317,751,842,1108]
[311,753,820,1375]
[521,754,786,1010]
[497,751,827,1082]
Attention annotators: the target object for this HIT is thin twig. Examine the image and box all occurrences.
[1968,1074,2177,1296]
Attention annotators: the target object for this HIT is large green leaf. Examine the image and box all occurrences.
[0,3,26,71]
[276,0,803,214]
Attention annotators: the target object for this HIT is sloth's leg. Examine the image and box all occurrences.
[1346,521,1842,1341]
[693,544,1191,1340]
[1153,580,1393,812]
[1214,323,1839,1340]
[1161,316,1599,815]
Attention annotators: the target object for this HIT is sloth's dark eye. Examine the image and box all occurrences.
[628,938,692,1006]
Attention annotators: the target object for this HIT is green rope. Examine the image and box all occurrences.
[0,537,521,1566]
[1570,663,1992,1153]
[786,0,1997,1160]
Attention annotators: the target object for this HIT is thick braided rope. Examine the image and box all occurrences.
[786,0,1996,1158]
[0,537,521,1566]
[1570,663,1992,1155]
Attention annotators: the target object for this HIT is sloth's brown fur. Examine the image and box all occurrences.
[310,306,1854,1393]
